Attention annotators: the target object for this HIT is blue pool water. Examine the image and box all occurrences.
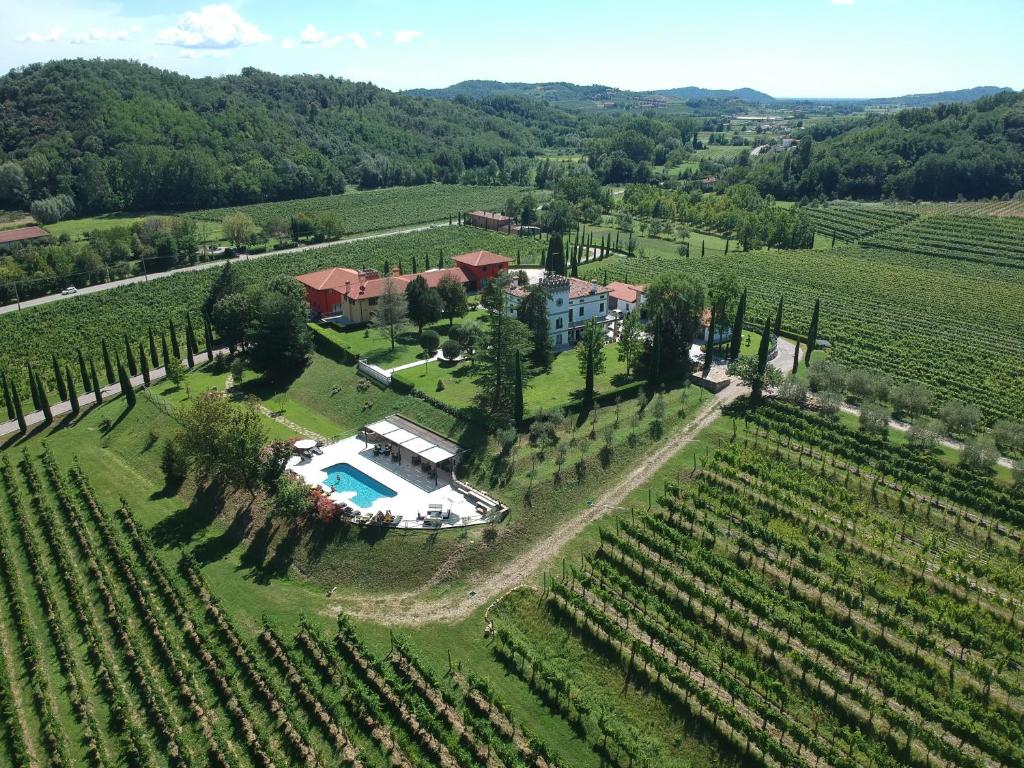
[322,463,397,508]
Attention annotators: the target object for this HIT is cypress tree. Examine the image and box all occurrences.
[773,296,784,337]
[650,330,662,383]
[161,333,171,369]
[725,238,730,256]
[139,344,150,386]
[37,373,52,423]
[90,361,102,405]
[28,363,42,410]
[804,299,820,366]
[186,334,195,368]
[66,366,79,416]
[701,240,705,257]
[513,350,524,429]
[412,255,418,273]
[753,316,772,403]
[77,349,89,394]
[703,304,716,377]
[52,355,67,401]
[424,253,431,271]
[124,334,138,376]
[570,251,578,278]
[12,381,26,433]
[203,313,214,358]
[117,360,135,408]
[169,319,181,359]
[101,339,115,385]
[792,341,801,374]
[186,315,199,356]
[149,328,159,366]
[1,371,13,421]
[729,290,747,359]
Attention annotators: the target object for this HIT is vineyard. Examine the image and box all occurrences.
[0,443,555,768]
[802,204,918,241]
[891,199,1024,219]
[861,215,1024,268]
[0,227,534,397]
[491,399,1024,768]
[187,185,537,233]
[579,242,1024,424]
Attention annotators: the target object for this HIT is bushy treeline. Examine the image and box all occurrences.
[620,183,815,250]
[0,60,572,216]
[743,91,1024,201]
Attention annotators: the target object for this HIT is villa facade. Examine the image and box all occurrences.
[506,274,611,349]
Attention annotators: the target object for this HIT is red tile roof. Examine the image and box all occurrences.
[344,268,468,301]
[295,267,363,292]
[605,281,645,304]
[0,225,49,245]
[509,275,609,300]
[467,211,511,221]
[452,250,510,268]
[567,277,609,299]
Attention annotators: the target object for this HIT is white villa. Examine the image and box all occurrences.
[506,273,612,349]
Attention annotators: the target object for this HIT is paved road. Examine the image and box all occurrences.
[0,221,450,316]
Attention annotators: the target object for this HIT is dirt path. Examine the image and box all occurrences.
[328,379,745,626]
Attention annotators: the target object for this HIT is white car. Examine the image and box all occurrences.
[60,286,78,296]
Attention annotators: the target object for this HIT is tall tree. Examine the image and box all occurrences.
[545,234,565,275]
[436,276,469,326]
[1,371,13,420]
[12,381,26,433]
[513,350,524,429]
[804,299,820,366]
[52,355,67,401]
[644,273,705,373]
[203,262,244,317]
[576,319,607,406]
[703,304,716,377]
[516,284,553,369]
[77,349,90,394]
[753,315,772,403]
[118,360,135,408]
[370,277,409,351]
[66,366,79,416]
[406,276,443,333]
[124,334,138,376]
[161,332,171,369]
[185,314,199,355]
[90,361,102,404]
[246,276,314,381]
[617,312,643,377]
[36,372,52,423]
[475,274,533,417]
[173,393,268,493]
[792,341,801,374]
[101,339,115,385]
[148,328,159,368]
[773,296,784,337]
[729,290,747,359]
[169,319,181,359]
[138,344,150,386]
[27,362,40,409]
[203,313,215,357]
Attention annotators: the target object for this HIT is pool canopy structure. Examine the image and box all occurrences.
[363,415,460,468]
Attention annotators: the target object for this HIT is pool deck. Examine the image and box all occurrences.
[287,435,486,529]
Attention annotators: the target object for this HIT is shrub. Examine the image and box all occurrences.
[960,437,999,472]
[777,376,808,405]
[992,419,1024,455]
[420,329,441,356]
[939,399,982,437]
[30,193,75,224]
[859,401,892,436]
[436,379,446,392]
[160,440,188,484]
[845,368,876,402]
[807,361,847,394]
[441,338,462,360]
[890,383,932,419]
[273,476,314,519]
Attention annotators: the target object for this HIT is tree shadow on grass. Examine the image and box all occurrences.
[192,505,253,565]
[150,482,225,548]
[251,524,304,584]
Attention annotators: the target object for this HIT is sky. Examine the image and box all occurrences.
[4,0,1023,98]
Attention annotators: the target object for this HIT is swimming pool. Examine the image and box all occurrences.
[321,463,397,509]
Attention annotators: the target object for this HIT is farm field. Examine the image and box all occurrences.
[861,214,1024,267]
[0,227,541,396]
[893,198,1024,218]
[802,203,918,241]
[187,184,537,235]
[578,233,1024,424]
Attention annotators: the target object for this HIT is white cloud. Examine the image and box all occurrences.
[373,30,383,38]
[156,4,269,49]
[17,27,63,43]
[302,26,366,49]
[299,23,327,45]
[282,37,295,49]
[393,29,422,44]
[70,27,132,44]
[178,48,230,59]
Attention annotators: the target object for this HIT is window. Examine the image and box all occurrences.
[599,302,605,313]
[369,297,378,306]
[569,308,574,322]
[556,334,563,346]
[555,298,563,307]
[579,305,585,317]
[555,317,563,329]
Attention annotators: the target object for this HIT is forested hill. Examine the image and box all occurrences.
[744,91,1024,200]
[0,59,579,215]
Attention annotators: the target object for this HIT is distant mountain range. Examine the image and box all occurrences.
[406,80,1013,111]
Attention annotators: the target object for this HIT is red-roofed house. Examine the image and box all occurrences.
[452,250,510,290]
[0,225,50,250]
[296,267,374,316]
[604,281,646,315]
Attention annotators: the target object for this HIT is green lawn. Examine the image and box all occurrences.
[324,309,486,369]
[396,341,639,415]
[45,212,154,240]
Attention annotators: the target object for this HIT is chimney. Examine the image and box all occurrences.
[391,267,401,277]
[590,282,598,295]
